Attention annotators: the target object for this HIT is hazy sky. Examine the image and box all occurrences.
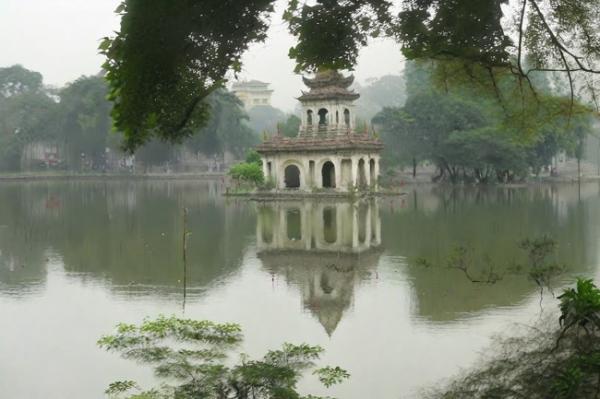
[0,0,405,111]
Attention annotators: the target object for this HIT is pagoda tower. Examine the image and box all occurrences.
[256,70,382,193]
[298,70,360,136]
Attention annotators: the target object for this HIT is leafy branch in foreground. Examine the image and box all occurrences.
[100,1,275,152]
[98,315,349,399]
[427,278,600,399]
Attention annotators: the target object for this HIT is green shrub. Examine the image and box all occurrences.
[229,162,264,185]
[259,177,276,191]
[245,149,262,165]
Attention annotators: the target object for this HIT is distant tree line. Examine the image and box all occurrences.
[0,65,264,172]
[2,64,408,173]
[374,61,596,183]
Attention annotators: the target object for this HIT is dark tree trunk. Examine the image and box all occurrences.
[412,157,417,179]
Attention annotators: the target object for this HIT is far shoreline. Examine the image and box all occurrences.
[1,171,599,186]
[0,172,226,182]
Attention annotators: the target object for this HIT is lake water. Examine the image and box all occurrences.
[1,180,600,398]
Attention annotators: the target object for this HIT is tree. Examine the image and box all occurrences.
[0,65,44,97]
[279,114,301,138]
[0,65,59,170]
[100,1,275,152]
[246,105,286,136]
[373,60,595,183]
[56,75,113,169]
[135,139,179,172]
[98,316,349,399]
[284,0,392,73]
[185,90,258,159]
[101,1,600,151]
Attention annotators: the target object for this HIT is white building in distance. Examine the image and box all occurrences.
[231,80,274,109]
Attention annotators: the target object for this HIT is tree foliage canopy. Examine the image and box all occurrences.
[0,65,260,172]
[284,0,393,72]
[373,61,594,183]
[101,0,600,151]
[185,90,258,158]
[100,0,275,152]
[0,65,44,98]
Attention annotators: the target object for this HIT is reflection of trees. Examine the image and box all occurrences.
[383,185,600,322]
[0,183,54,294]
[257,200,382,335]
[0,181,255,297]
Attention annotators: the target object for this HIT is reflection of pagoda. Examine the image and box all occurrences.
[256,70,382,192]
[257,200,382,335]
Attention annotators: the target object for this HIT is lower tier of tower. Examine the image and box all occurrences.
[259,150,381,192]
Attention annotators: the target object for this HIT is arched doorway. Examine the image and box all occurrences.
[358,158,367,188]
[322,161,336,188]
[344,109,350,127]
[318,108,329,127]
[284,165,301,189]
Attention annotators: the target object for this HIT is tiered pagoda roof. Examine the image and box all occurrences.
[256,133,382,154]
[298,70,360,102]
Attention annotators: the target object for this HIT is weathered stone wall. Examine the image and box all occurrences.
[261,151,381,192]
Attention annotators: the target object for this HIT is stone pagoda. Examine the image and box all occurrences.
[256,70,382,193]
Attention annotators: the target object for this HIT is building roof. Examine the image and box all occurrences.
[303,70,355,89]
[298,70,360,102]
[256,134,382,154]
[231,80,272,90]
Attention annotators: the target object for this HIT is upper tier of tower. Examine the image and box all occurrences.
[297,70,360,136]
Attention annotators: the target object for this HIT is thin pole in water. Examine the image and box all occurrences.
[182,207,189,314]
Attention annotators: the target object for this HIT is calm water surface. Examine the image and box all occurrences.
[1,180,600,398]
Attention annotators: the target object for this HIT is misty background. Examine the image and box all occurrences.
[0,0,404,111]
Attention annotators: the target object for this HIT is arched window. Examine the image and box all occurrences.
[318,108,328,126]
[336,110,339,124]
[284,165,301,189]
[322,161,336,188]
[344,109,350,127]
[307,109,313,126]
